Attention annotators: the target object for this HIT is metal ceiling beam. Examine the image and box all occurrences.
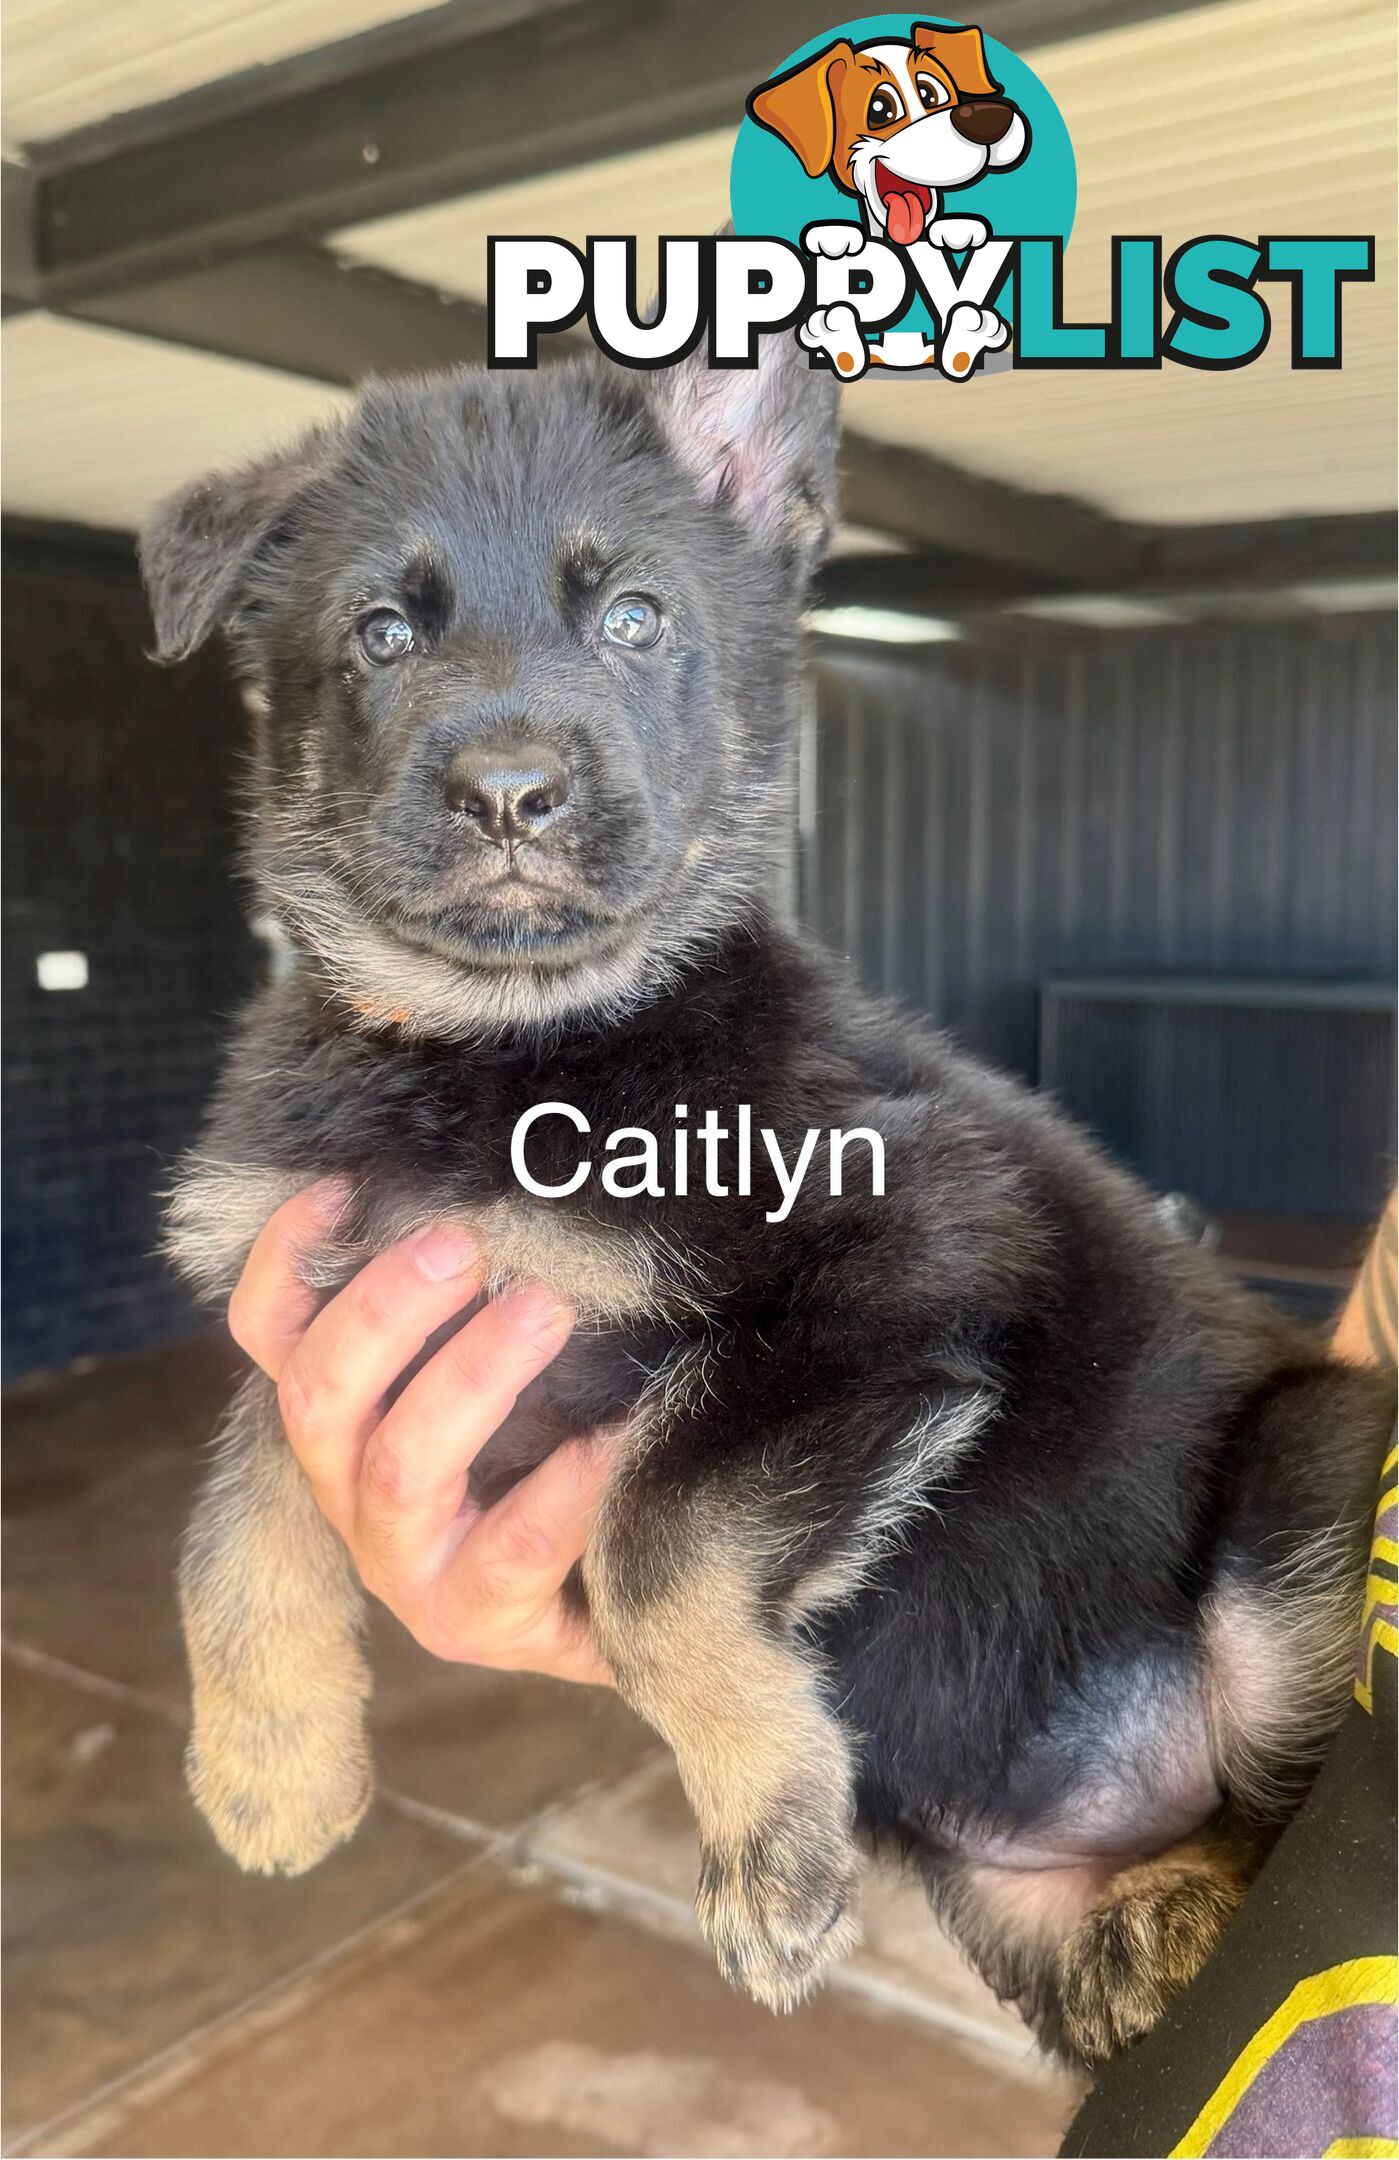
[10,174,1386,602]
[833,428,1130,586]
[821,511,1397,612]
[23,0,1205,300]
[67,244,495,379]
[1135,513,1398,593]
[1,161,40,309]
[1,0,1259,588]
[9,223,1129,584]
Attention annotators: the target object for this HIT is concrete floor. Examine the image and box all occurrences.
[3,1339,1080,2158]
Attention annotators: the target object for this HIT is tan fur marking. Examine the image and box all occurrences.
[1203,1551,1362,1818]
[469,1197,692,1321]
[586,1523,862,2011]
[179,1374,373,1874]
[170,1158,704,1327]
[164,1160,306,1299]
[1055,1832,1253,2063]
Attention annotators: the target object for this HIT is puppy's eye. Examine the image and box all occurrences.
[915,73,950,111]
[602,595,663,650]
[357,609,414,664]
[867,85,905,128]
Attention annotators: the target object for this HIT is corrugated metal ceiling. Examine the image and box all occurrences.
[1,0,431,149]
[0,315,351,529]
[849,0,1397,521]
[336,0,1397,524]
[2,0,1394,532]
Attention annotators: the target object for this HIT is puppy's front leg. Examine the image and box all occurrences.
[587,1464,862,2010]
[179,1372,373,1873]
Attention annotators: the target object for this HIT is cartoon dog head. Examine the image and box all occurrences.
[748,23,1029,246]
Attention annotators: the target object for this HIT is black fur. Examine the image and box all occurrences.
[144,337,1393,2059]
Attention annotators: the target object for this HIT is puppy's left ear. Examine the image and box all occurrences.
[139,427,333,663]
[647,330,840,576]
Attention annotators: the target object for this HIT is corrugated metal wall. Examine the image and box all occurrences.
[1040,980,1395,1220]
[801,615,1397,1218]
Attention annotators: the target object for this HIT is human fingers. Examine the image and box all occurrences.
[425,1431,618,1683]
[226,1178,350,1379]
[276,1223,484,1532]
[353,1280,575,1574]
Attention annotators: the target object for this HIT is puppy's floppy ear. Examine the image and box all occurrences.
[747,40,856,178]
[646,324,840,574]
[911,23,1002,99]
[139,428,332,663]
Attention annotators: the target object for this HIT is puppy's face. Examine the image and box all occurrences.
[141,346,838,1036]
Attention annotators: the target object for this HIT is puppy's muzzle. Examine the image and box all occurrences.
[950,99,1016,146]
[443,743,571,848]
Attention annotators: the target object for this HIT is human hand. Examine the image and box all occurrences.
[227,1182,615,1685]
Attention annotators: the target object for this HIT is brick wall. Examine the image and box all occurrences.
[2,525,258,1377]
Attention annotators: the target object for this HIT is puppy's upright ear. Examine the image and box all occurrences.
[912,23,1002,99]
[747,40,857,178]
[647,330,840,576]
[139,428,333,663]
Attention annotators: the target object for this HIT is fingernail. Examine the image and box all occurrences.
[409,1224,479,1281]
[501,1280,575,1342]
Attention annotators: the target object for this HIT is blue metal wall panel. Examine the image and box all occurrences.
[800,616,1397,1220]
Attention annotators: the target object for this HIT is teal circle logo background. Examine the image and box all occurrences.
[729,15,1076,338]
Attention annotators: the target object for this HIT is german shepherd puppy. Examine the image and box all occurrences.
[141,332,1390,2065]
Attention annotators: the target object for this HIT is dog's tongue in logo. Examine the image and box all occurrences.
[886,193,924,245]
[876,167,932,247]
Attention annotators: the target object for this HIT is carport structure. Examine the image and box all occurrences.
[4,0,1396,603]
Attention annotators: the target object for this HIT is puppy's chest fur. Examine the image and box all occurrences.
[170,947,913,1526]
[173,956,847,1314]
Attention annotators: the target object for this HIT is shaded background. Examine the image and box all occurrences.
[2,1,1396,2154]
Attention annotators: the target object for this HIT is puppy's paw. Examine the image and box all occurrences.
[938,303,1010,380]
[803,222,868,260]
[1055,1853,1245,2063]
[186,1715,373,1875]
[925,215,991,253]
[798,305,868,381]
[697,1798,863,2012]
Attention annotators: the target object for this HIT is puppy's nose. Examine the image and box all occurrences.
[442,745,570,846]
[950,99,1014,145]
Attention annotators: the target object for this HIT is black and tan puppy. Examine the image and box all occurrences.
[142,334,1390,2065]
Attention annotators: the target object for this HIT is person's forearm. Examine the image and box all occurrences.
[1334,1190,1397,1371]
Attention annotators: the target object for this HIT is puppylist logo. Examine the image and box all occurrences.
[488,13,1376,381]
[743,17,1042,379]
